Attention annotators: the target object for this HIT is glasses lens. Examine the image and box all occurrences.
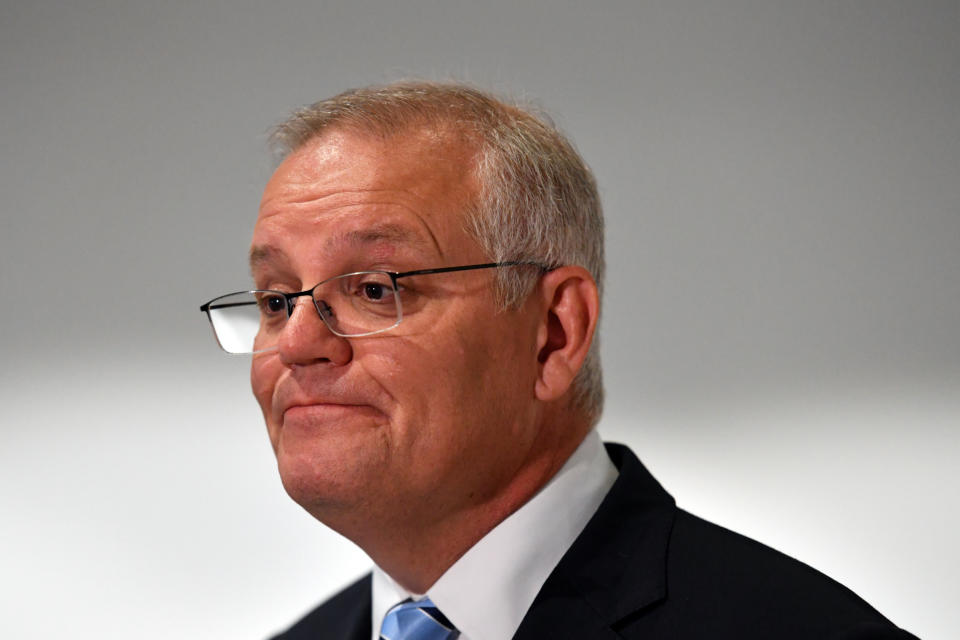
[314,272,402,337]
[205,292,266,354]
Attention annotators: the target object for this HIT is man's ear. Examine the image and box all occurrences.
[534,266,599,403]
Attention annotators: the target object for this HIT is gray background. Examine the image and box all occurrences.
[1,1,956,638]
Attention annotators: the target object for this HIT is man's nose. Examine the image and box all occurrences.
[276,297,352,366]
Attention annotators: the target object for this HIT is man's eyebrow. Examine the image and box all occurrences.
[249,245,287,274]
[249,224,439,276]
[337,223,437,252]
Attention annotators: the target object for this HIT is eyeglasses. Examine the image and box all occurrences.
[199,262,545,354]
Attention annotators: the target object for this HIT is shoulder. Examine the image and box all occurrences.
[268,574,371,640]
[655,510,914,638]
[562,443,918,639]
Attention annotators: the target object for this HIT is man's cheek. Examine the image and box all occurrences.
[250,358,281,431]
[361,340,434,390]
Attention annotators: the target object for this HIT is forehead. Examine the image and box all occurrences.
[253,128,482,272]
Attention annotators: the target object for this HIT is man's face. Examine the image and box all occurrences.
[250,128,545,528]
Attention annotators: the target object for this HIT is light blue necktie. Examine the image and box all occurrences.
[379,597,460,640]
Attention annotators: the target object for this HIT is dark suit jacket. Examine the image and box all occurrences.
[271,443,917,639]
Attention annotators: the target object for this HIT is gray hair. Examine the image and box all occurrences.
[270,81,605,423]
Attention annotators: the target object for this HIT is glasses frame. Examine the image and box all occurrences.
[199,261,546,353]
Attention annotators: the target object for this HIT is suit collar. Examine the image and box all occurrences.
[514,443,676,638]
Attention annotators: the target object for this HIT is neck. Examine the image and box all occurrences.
[332,419,591,593]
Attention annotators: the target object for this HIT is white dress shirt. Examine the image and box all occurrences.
[371,429,618,640]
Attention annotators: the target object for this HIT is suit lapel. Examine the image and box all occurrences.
[339,575,372,640]
[272,574,372,640]
[512,444,676,639]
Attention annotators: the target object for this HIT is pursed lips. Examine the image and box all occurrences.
[284,401,364,413]
[272,377,390,424]
[278,398,385,423]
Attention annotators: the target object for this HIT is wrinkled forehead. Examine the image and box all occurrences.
[251,127,485,276]
[263,125,480,203]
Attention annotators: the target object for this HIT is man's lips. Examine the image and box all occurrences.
[273,377,388,424]
[284,401,366,412]
[281,402,383,421]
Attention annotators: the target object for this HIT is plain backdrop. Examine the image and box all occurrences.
[1,1,957,638]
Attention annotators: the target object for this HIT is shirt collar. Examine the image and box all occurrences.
[371,429,618,640]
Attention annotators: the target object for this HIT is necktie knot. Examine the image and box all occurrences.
[379,597,460,640]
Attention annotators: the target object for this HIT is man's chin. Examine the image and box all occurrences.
[276,451,356,516]
[273,427,387,516]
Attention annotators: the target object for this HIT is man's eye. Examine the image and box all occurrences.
[358,281,395,302]
[258,294,287,315]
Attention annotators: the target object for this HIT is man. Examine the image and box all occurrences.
[200,82,916,639]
